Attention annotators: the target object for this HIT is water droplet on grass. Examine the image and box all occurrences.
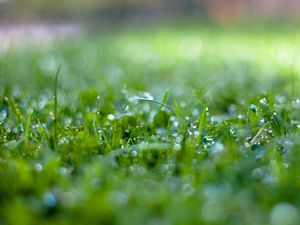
[43,192,57,208]
[107,114,115,121]
[263,174,277,186]
[252,167,265,178]
[210,142,225,154]
[259,118,265,125]
[194,131,200,137]
[174,143,181,151]
[131,150,137,157]
[173,121,179,127]
[292,99,300,109]
[270,203,299,225]
[175,136,183,143]
[143,92,154,100]
[63,117,72,126]
[0,110,7,123]
[260,98,268,106]
[156,128,166,135]
[59,167,68,175]
[250,104,258,113]
[59,137,69,145]
[228,104,237,116]
[192,108,199,116]
[12,127,18,134]
[35,163,43,172]
[19,123,24,132]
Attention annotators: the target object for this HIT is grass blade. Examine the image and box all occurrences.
[24,108,33,146]
[54,64,62,151]
[128,97,183,123]
[197,105,207,145]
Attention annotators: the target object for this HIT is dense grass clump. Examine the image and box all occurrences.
[1,22,300,225]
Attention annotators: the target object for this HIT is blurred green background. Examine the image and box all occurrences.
[1,0,300,22]
[1,1,300,225]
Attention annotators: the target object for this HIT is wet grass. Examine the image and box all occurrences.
[1,22,300,225]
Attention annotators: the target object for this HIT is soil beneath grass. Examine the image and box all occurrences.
[0,22,82,51]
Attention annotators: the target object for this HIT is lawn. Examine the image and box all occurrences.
[1,21,300,225]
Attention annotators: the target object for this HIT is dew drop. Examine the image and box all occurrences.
[35,163,43,172]
[12,127,18,134]
[192,108,199,116]
[43,192,57,208]
[107,114,115,121]
[260,98,268,106]
[270,203,299,225]
[174,143,181,151]
[59,167,68,175]
[0,110,7,122]
[131,150,138,157]
[250,104,258,113]
[194,131,200,137]
[173,121,179,127]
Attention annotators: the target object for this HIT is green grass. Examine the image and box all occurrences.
[1,21,300,225]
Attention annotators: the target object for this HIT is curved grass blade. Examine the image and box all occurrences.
[250,121,270,146]
[125,97,183,123]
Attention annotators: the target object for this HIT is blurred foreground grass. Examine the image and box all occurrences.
[1,22,300,225]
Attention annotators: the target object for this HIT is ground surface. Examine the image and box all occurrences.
[0,21,300,225]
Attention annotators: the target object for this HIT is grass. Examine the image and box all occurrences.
[53,64,61,152]
[1,21,300,225]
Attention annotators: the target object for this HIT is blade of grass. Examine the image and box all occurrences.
[126,97,183,124]
[197,105,207,145]
[161,89,169,104]
[24,108,33,146]
[5,97,24,125]
[93,96,102,136]
[250,122,270,146]
[54,64,62,151]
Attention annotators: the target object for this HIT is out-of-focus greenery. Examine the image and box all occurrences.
[2,0,300,21]
[1,22,300,225]
[4,0,112,18]
[1,0,205,19]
